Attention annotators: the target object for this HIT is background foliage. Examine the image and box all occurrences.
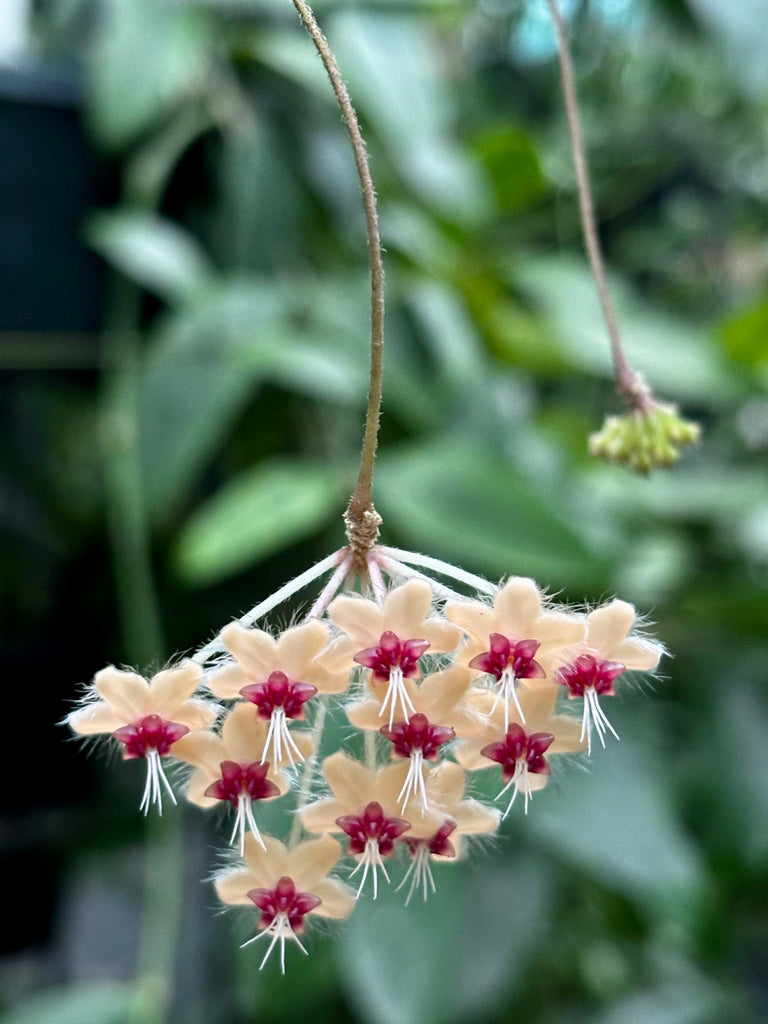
[1,0,767,1021]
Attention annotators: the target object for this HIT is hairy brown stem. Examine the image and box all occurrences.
[545,0,652,411]
[291,0,385,559]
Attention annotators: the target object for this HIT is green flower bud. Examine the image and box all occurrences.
[589,402,700,474]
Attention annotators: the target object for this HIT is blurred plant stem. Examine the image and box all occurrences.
[99,275,182,1024]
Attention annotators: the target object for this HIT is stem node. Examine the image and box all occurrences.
[344,499,382,570]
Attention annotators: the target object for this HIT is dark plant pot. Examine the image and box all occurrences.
[0,64,114,334]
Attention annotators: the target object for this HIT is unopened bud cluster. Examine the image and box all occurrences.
[67,545,662,971]
[589,400,700,473]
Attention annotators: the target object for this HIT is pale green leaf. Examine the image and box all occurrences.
[87,0,211,149]
[173,461,347,585]
[88,212,213,304]
[330,11,490,222]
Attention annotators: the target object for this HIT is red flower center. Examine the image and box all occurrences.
[239,670,317,720]
[556,654,625,698]
[380,713,455,760]
[481,723,555,781]
[113,714,189,759]
[353,632,430,683]
[404,820,457,859]
[336,800,411,857]
[204,761,280,806]
[469,634,545,681]
[247,876,322,934]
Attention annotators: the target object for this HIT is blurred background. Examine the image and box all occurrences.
[1,0,767,1021]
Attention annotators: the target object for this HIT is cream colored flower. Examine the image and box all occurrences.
[215,833,353,972]
[556,600,664,752]
[457,684,584,815]
[326,580,462,729]
[582,600,663,671]
[208,620,344,767]
[67,661,216,813]
[173,702,296,853]
[446,578,586,728]
[346,666,484,810]
[301,751,442,898]
[398,761,500,903]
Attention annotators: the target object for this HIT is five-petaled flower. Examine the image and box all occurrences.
[208,620,346,766]
[326,580,462,728]
[215,834,354,972]
[67,661,217,813]
[301,751,442,897]
[398,760,499,902]
[457,686,585,814]
[347,665,483,809]
[173,701,290,853]
[447,578,585,726]
[556,600,663,752]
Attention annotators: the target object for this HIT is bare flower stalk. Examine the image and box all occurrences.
[545,0,652,412]
[292,0,385,560]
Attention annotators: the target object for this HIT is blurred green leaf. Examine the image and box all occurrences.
[173,459,347,585]
[583,463,768,549]
[377,441,606,589]
[251,28,331,97]
[528,726,708,924]
[516,257,741,403]
[0,982,133,1024]
[687,0,768,93]
[135,275,368,521]
[330,10,490,223]
[697,682,768,867]
[595,971,737,1024]
[88,212,214,304]
[134,281,279,521]
[472,124,545,213]
[337,853,552,1024]
[211,118,305,274]
[87,0,211,149]
[720,296,768,368]
[405,280,483,391]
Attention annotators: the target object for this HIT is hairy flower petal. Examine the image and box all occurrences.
[93,667,150,720]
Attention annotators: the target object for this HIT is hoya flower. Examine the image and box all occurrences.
[67,661,216,813]
[172,702,294,853]
[446,578,585,728]
[326,579,462,729]
[347,665,484,810]
[398,761,499,903]
[301,751,442,898]
[556,600,663,752]
[215,833,354,973]
[457,685,584,815]
[208,620,346,767]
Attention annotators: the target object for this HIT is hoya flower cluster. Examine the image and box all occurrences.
[67,545,662,971]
